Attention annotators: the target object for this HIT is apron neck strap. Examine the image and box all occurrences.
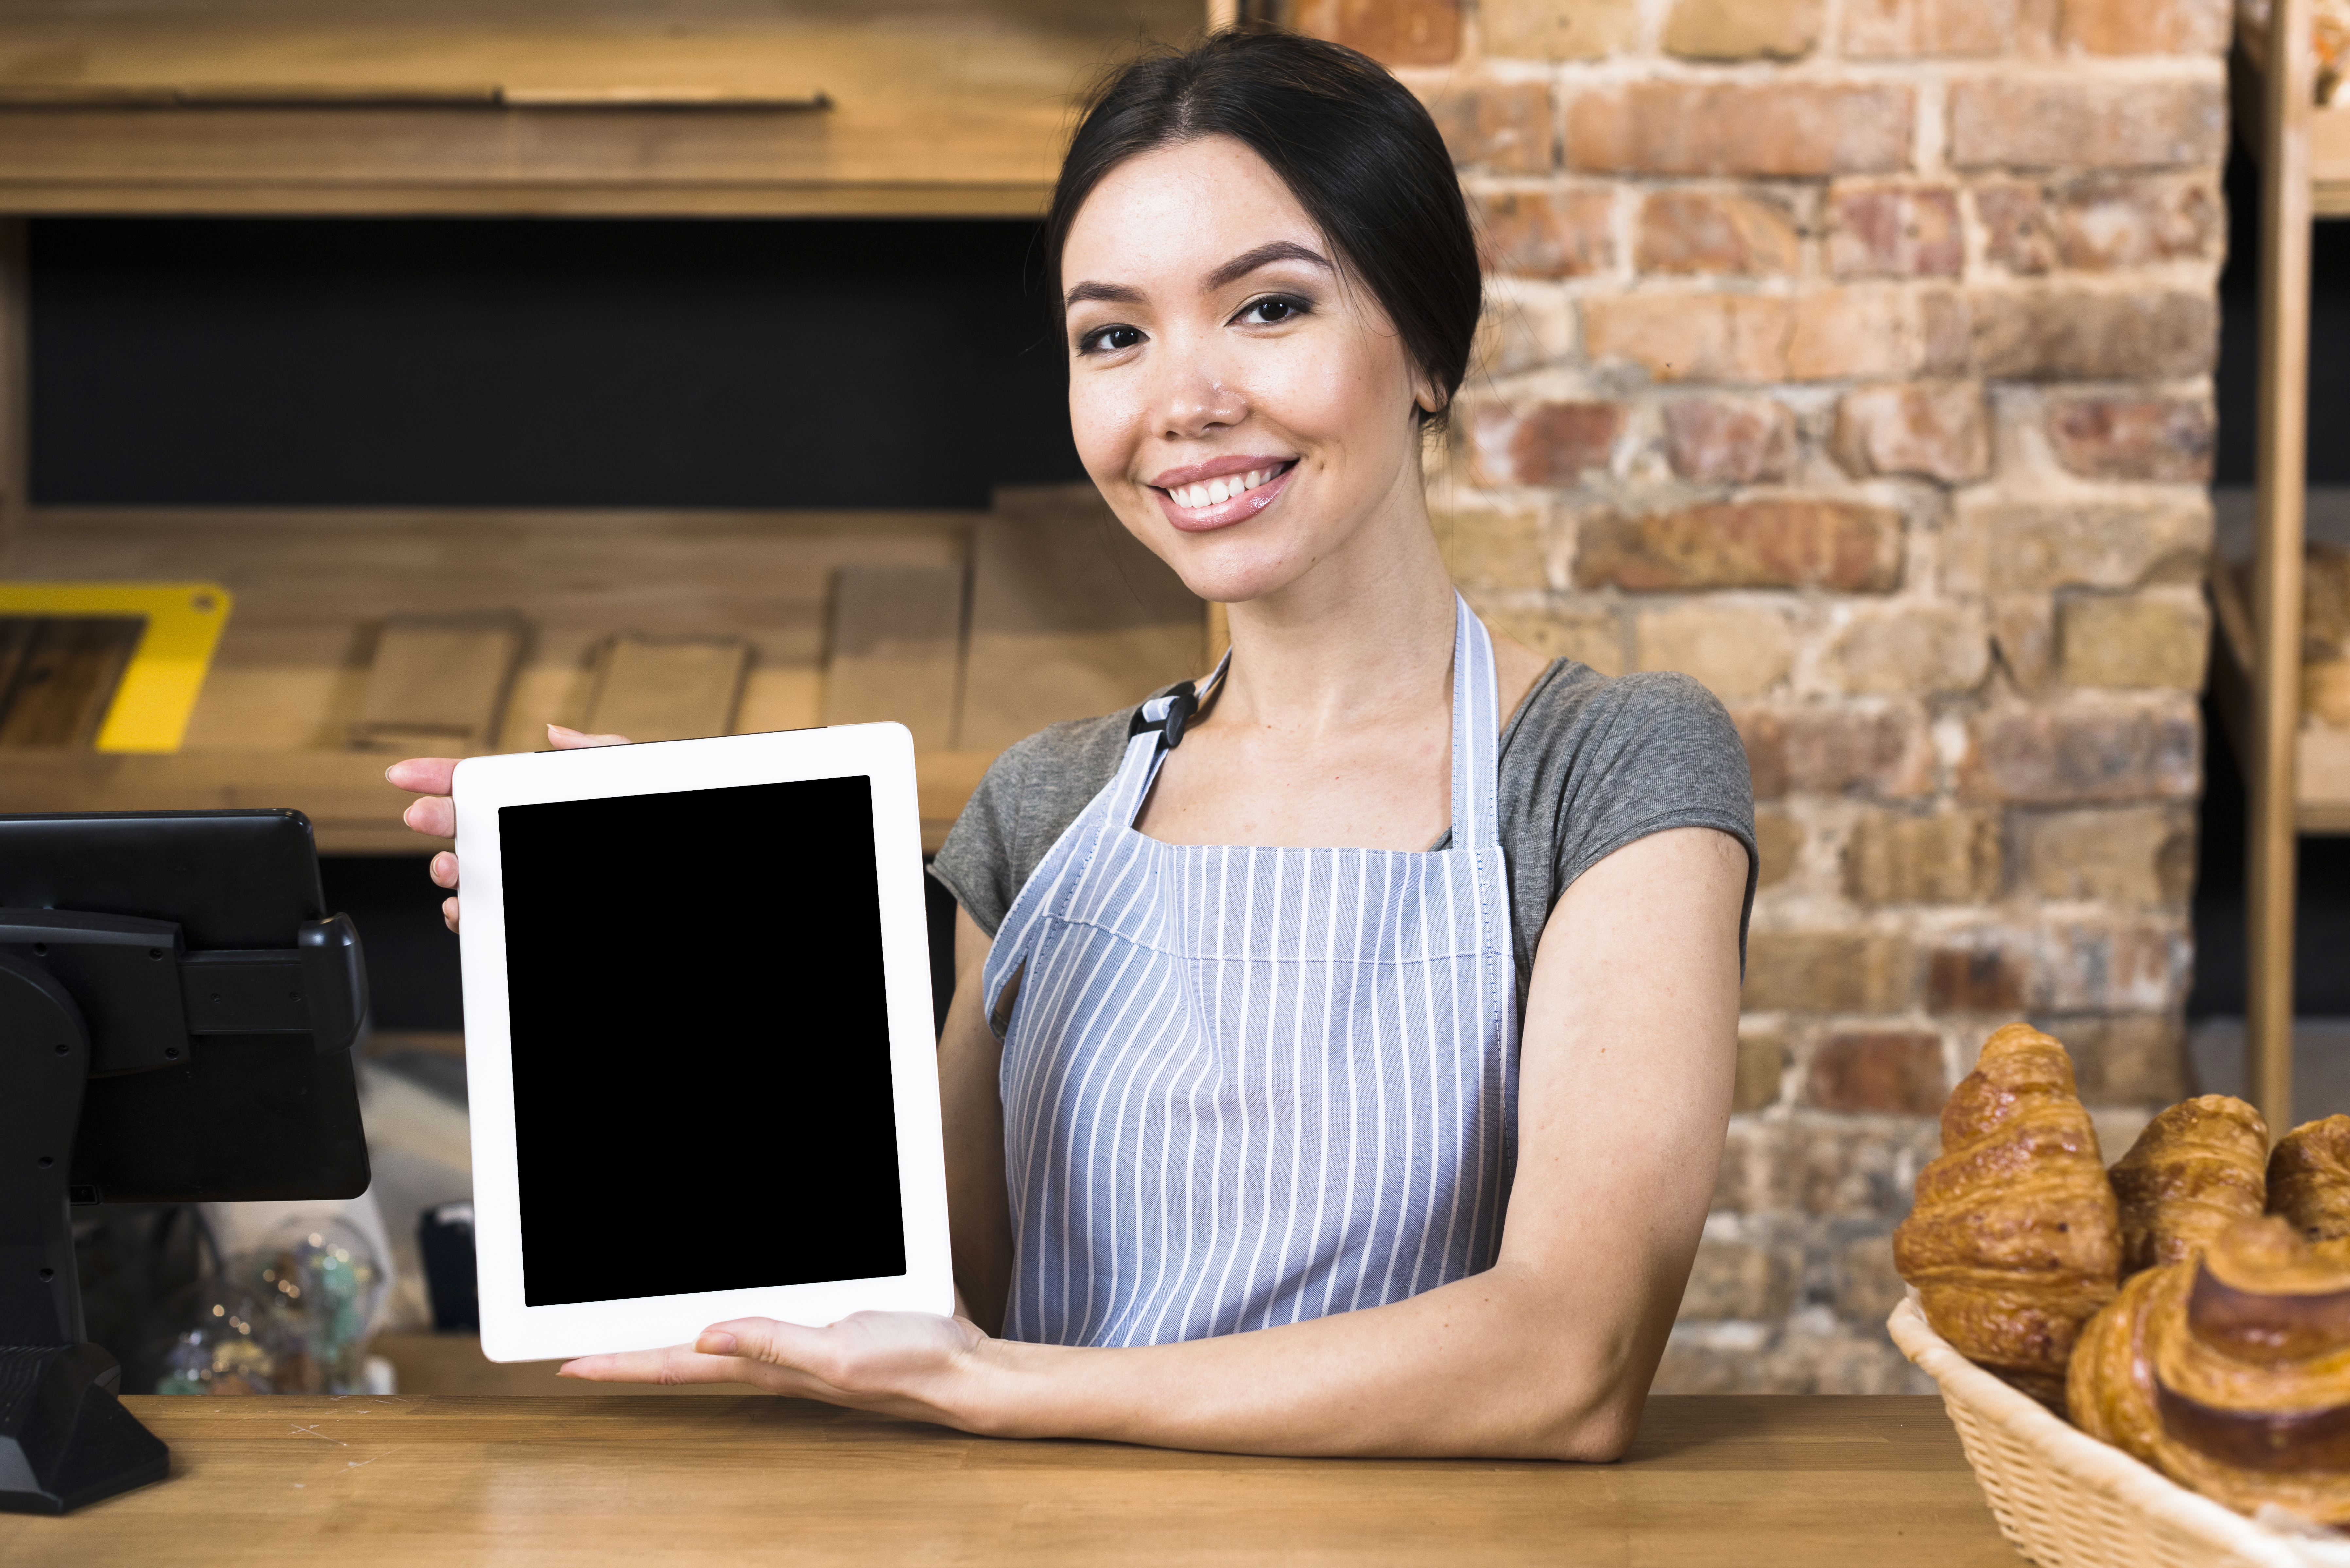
[1448,591,1503,851]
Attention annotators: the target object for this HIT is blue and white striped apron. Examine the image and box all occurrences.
[982,593,1518,1346]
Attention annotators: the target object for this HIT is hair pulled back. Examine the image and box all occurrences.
[1045,28,1482,426]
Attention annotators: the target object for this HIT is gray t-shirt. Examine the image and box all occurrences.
[929,660,1757,1013]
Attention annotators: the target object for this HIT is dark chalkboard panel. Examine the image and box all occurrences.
[29,217,1085,510]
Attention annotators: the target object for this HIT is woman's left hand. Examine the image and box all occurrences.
[558,1310,994,1428]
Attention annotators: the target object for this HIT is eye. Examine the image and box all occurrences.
[1235,294,1309,327]
[1077,323,1144,355]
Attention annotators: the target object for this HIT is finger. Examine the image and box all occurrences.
[548,724,632,749]
[429,850,460,890]
[385,757,460,794]
[403,796,455,838]
[559,1346,740,1385]
[699,1317,836,1374]
[442,895,460,934]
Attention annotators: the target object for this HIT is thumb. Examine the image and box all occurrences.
[696,1317,810,1365]
[548,723,633,749]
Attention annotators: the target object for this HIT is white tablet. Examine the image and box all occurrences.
[450,723,952,1363]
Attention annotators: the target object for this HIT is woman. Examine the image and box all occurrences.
[390,29,1755,1460]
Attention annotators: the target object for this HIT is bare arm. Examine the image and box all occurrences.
[569,826,1746,1460]
[938,908,1014,1336]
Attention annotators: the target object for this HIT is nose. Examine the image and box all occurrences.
[1154,358,1246,441]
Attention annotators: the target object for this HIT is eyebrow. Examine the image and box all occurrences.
[1061,240,1334,311]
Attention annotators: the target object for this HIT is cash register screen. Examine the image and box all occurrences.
[498,775,907,1307]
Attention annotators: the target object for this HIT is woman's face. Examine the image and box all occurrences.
[1060,134,1435,607]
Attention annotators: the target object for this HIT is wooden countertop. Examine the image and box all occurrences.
[1,1394,2024,1565]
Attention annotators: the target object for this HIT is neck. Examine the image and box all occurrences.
[1209,460,1457,740]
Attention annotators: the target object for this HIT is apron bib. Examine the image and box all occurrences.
[982,593,1517,1346]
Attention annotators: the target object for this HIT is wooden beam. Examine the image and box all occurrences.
[2249,0,2317,1140]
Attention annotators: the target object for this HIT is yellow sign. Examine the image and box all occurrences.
[0,580,232,753]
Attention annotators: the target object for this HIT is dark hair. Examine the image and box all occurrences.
[1045,28,1481,427]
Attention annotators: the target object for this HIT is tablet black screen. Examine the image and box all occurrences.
[500,774,907,1307]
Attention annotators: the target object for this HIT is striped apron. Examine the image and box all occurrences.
[982,594,1518,1346]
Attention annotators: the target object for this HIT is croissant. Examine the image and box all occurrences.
[2071,1217,2350,1524]
[2270,1116,2350,1244]
[1893,1022,2121,1406]
[2067,1259,2175,1464]
[2110,1096,2269,1275]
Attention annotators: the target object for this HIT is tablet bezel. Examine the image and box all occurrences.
[452,722,952,1363]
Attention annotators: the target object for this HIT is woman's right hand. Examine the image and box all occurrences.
[386,724,632,932]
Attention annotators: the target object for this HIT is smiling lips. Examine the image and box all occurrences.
[1151,459,1295,532]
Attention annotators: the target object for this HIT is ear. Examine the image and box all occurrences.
[1409,361,1444,418]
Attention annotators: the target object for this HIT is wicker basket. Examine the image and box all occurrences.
[1886,1294,2350,1568]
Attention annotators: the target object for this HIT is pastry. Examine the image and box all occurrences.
[2271,1116,2350,1244]
[2073,1217,2350,1524]
[2110,1096,2268,1275]
[2067,1260,2176,1465]
[1893,1022,2121,1406]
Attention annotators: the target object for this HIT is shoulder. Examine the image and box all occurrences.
[1505,661,1748,778]
[1499,659,1755,891]
[929,704,1143,938]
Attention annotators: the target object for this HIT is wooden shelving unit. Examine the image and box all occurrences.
[0,2,1215,859]
[2221,0,2350,1135]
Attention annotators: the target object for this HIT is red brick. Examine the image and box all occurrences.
[1663,397,1797,483]
[2045,397,2215,482]
[1957,699,2201,803]
[1582,293,1792,383]
[1990,594,2055,692]
[1921,287,1971,374]
[1292,0,1460,64]
[1469,401,1626,486]
[1481,0,1642,59]
[2042,1013,2189,1103]
[1472,188,1613,278]
[1787,286,1930,380]
[1754,813,1804,888]
[1808,1031,1947,1114]
[1827,185,1962,278]
[1636,191,1802,276]
[2059,0,2230,55]
[1664,0,1824,60]
[1968,288,2217,380]
[2052,176,2222,270]
[1565,82,1913,178]
[2041,922,2193,1012]
[1830,382,1990,482]
[1843,808,2003,902]
[1943,497,2212,595]
[1948,78,2226,170]
[1745,931,1918,1012]
[1928,944,2032,1012]
[1735,705,1934,799]
[1426,83,1553,175]
[1976,183,2056,274]
[1575,500,1904,592]
[1842,0,2030,56]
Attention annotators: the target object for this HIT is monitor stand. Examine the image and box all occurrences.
[0,953,169,1514]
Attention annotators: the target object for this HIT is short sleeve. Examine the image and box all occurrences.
[1495,665,1758,991]
[927,709,1136,939]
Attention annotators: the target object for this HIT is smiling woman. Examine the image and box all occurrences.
[389,27,1759,1461]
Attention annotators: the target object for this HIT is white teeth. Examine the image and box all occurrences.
[1170,467,1286,510]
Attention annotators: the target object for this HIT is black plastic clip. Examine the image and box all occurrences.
[1126,681,1199,751]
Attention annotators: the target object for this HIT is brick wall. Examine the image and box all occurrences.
[1296,0,2227,1392]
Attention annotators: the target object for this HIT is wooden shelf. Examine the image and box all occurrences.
[0,493,1206,854]
[2235,22,2350,214]
[2210,564,2350,832]
[0,0,1196,217]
